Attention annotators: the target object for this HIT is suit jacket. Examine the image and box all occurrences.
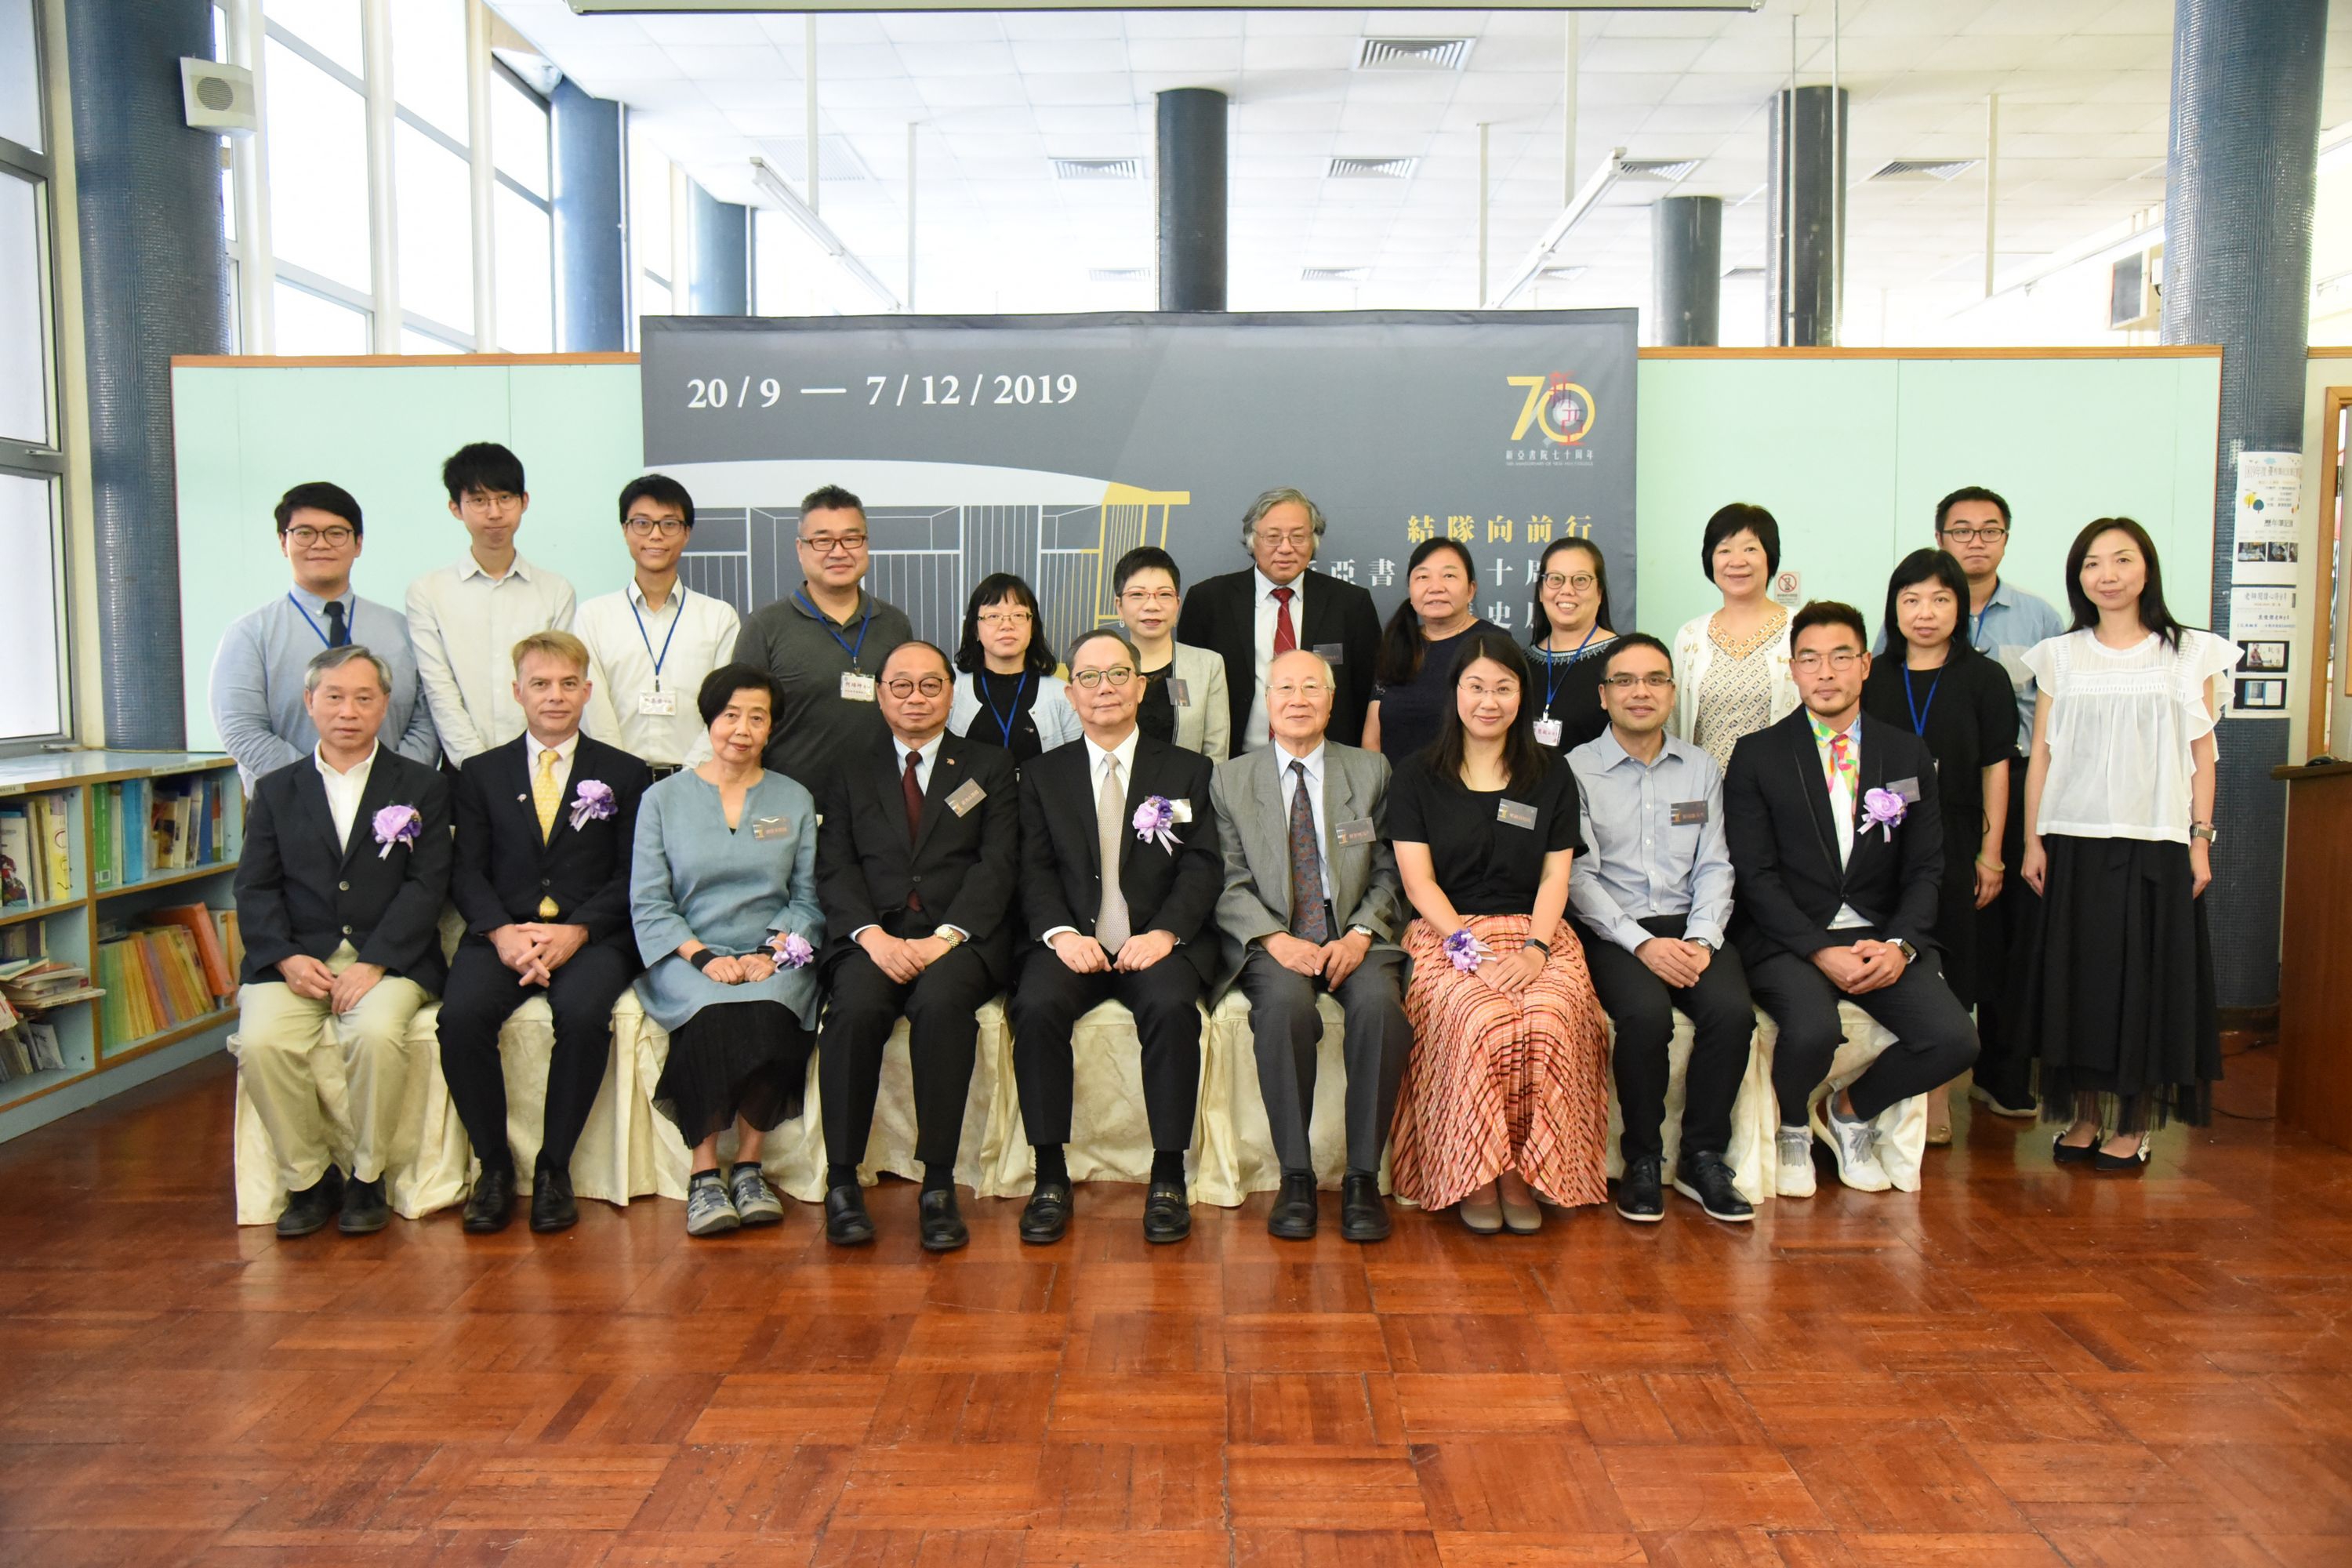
[817,731,1021,985]
[234,746,453,992]
[1018,730,1223,983]
[1722,707,1945,966]
[450,732,652,955]
[1207,740,1406,999]
[1177,568,1383,748]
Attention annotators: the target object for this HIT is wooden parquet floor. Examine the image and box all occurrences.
[2,1050,2350,1566]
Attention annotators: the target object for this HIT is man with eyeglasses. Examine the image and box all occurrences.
[211,481,438,789]
[731,484,914,804]
[1564,633,1753,1225]
[811,641,1018,1252]
[1724,602,1979,1197]
[575,474,741,776]
[1011,629,1223,1246]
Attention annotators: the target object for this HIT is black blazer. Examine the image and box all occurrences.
[234,746,453,992]
[1176,567,1383,748]
[1018,731,1223,983]
[1722,707,1945,966]
[450,733,652,954]
[817,731,1021,985]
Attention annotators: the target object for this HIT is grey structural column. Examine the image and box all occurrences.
[550,78,624,351]
[688,186,749,316]
[2161,0,2328,1011]
[67,0,229,747]
[1765,85,1846,347]
[1156,87,1226,312]
[1653,194,1722,347]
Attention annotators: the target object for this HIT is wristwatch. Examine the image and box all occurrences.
[935,927,967,949]
[1690,937,1716,953]
[2190,822,2219,844]
[1893,938,1918,964]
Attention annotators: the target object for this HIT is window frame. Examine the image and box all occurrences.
[488,56,553,353]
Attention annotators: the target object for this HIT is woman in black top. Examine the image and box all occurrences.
[949,574,1080,762]
[1526,537,1619,755]
[1363,538,1501,761]
[1385,632,1611,1236]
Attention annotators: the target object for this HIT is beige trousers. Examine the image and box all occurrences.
[234,942,432,1191]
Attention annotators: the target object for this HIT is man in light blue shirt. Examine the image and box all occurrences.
[209,481,437,788]
[1566,632,1753,1226]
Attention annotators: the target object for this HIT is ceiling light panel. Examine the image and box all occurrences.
[1052,157,1144,181]
[1328,155,1417,180]
[1870,158,1984,181]
[1356,37,1472,72]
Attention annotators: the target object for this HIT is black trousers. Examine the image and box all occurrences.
[1007,946,1203,1152]
[1233,945,1411,1176]
[1970,766,2036,1105]
[436,938,637,1174]
[1746,930,1980,1124]
[1577,914,1755,1164]
[816,943,994,1172]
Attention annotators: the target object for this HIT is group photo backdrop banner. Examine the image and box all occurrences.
[172,345,2218,753]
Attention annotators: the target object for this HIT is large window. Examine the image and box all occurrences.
[628,117,674,335]
[492,65,552,351]
[0,0,64,746]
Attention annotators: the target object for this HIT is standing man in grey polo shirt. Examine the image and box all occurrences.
[729,485,915,803]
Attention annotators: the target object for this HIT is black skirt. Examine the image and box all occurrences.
[2015,833,2220,1131]
[653,1000,814,1147]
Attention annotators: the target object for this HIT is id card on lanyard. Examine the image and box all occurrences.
[631,587,687,713]
[797,590,877,699]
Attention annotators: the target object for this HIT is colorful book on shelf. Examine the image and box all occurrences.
[41,793,71,901]
[151,903,234,1000]
[0,804,31,909]
[214,909,243,976]
[2,921,45,963]
[121,779,145,884]
[90,784,111,889]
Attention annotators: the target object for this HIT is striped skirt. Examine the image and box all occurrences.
[1390,913,1612,1212]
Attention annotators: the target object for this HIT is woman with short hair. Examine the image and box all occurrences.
[1112,546,1231,760]
[1672,503,1799,770]
[1526,536,1621,755]
[947,573,1081,762]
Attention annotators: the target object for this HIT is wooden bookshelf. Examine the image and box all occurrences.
[0,751,245,1142]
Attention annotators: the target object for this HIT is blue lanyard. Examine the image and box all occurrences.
[629,586,686,690]
[1543,625,1601,714]
[288,593,345,648]
[795,590,874,669]
[1970,583,1995,647]
[982,672,1029,749]
[1903,666,1944,736]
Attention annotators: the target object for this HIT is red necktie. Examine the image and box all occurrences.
[902,750,924,910]
[1272,586,1298,656]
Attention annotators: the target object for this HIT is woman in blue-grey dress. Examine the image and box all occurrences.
[631,663,826,1237]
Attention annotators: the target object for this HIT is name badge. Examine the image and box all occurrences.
[1670,799,1708,826]
[1533,717,1563,748]
[946,779,986,817]
[1313,641,1345,666]
[1167,677,1191,707]
[1170,798,1193,824]
[1333,816,1376,847]
[1889,775,1922,804]
[638,690,678,717]
[840,672,877,702]
[750,815,790,840]
[1497,799,1538,829]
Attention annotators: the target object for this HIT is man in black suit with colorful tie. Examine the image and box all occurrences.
[439,631,651,1234]
[1011,628,1222,1246]
[815,640,1018,1252]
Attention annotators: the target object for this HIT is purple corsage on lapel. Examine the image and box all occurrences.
[1132,795,1181,852]
[768,932,815,970]
[372,804,423,860]
[1860,788,1907,842]
[568,779,616,831]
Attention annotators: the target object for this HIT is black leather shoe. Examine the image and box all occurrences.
[1019,1177,1073,1245]
[1615,1155,1665,1223]
[1267,1172,1319,1240]
[462,1165,515,1234]
[1339,1172,1390,1243]
[529,1163,578,1233]
[918,1188,968,1253]
[825,1184,877,1246]
[276,1167,343,1239]
[1671,1149,1755,1223]
[1142,1178,1191,1244]
[339,1173,389,1235]
[2053,1131,2101,1166]
[2094,1135,2152,1174]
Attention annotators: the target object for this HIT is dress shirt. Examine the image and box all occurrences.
[850,729,967,943]
[209,585,438,787]
[315,742,379,849]
[1806,710,1871,930]
[1566,728,1734,954]
[1875,577,2064,753]
[1043,725,1142,944]
[1242,567,1306,751]
[528,729,581,801]
[1274,741,1335,906]
[576,578,740,767]
[405,550,577,766]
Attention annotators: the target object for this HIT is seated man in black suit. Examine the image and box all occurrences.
[1176,488,1384,750]
[815,640,1018,1252]
[234,644,452,1239]
[1011,628,1222,1245]
[1724,601,1979,1197]
[440,631,651,1234]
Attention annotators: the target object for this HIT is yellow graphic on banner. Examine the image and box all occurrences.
[1507,373,1599,446]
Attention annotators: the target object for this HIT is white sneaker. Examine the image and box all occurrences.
[1776,1127,1817,1198]
[1817,1101,1892,1192]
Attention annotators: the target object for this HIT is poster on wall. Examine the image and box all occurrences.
[638,310,1639,661]
[2230,450,2300,589]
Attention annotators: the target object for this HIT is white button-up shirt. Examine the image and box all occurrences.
[1243,567,1306,751]
[405,549,577,766]
[576,577,740,768]
[528,728,581,803]
[315,742,379,849]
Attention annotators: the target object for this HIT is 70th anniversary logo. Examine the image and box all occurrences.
[1504,373,1597,466]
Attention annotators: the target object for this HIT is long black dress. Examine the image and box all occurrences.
[1859,644,2016,1007]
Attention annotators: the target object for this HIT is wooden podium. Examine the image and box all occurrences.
[2278,760,2352,1154]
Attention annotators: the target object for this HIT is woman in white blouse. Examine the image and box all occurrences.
[2018,518,2232,1172]
[1671,503,1801,769]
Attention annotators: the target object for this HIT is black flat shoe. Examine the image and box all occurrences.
[1339,1172,1390,1243]
[339,1174,390,1235]
[1671,1149,1755,1224]
[1142,1179,1191,1244]
[918,1188,968,1253]
[276,1167,343,1239]
[825,1184,877,1246]
[1019,1177,1073,1245]
[2053,1131,2102,1167]
[1266,1172,1318,1240]
[2093,1137,2152,1174]
[462,1164,514,1234]
[1615,1155,1664,1223]
[528,1164,577,1233]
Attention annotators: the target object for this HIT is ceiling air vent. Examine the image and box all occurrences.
[1722,266,1766,281]
[1088,267,1152,282]
[1617,157,1701,182]
[1328,156,1417,180]
[1869,158,1980,182]
[1301,267,1369,283]
[1356,37,1472,72]
[1053,157,1144,181]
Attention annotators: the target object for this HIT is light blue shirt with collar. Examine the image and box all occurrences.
[1566,727,1733,953]
[1273,739,1335,906]
[209,583,439,788]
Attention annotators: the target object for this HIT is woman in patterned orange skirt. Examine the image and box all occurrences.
[1386,633,1611,1234]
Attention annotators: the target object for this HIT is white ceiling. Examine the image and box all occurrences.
[485,0,2352,336]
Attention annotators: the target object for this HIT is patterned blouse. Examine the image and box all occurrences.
[1692,609,1788,771]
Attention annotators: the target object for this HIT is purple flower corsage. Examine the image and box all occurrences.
[1860,788,1907,841]
[1443,928,1494,972]
[1132,794,1181,852]
[768,932,815,970]
[372,804,423,860]
[568,779,616,830]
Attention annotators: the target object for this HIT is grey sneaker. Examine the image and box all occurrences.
[685,1171,741,1237]
[1777,1127,1817,1198]
[729,1162,784,1228]
[1818,1102,1892,1192]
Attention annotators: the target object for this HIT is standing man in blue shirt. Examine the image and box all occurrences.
[1566,633,1752,1225]
[209,481,438,789]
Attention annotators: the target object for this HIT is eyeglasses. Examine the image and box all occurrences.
[1602,673,1675,690]
[624,517,687,538]
[1941,524,2008,543]
[1541,572,1598,593]
[798,532,869,554]
[1069,666,1136,690]
[1119,589,1178,607]
[976,609,1033,628]
[285,525,356,547]
[1254,531,1316,550]
[1791,650,1863,672]
[1268,681,1331,700]
[464,490,521,511]
[884,675,948,698]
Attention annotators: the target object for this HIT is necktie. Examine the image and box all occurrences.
[1287,759,1328,942]
[902,749,925,911]
[1828,731,1856,797]
[1095,755,1131,953]
[533,748,561,916]
[1272,586,1298,656]
[322,600,349,648]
